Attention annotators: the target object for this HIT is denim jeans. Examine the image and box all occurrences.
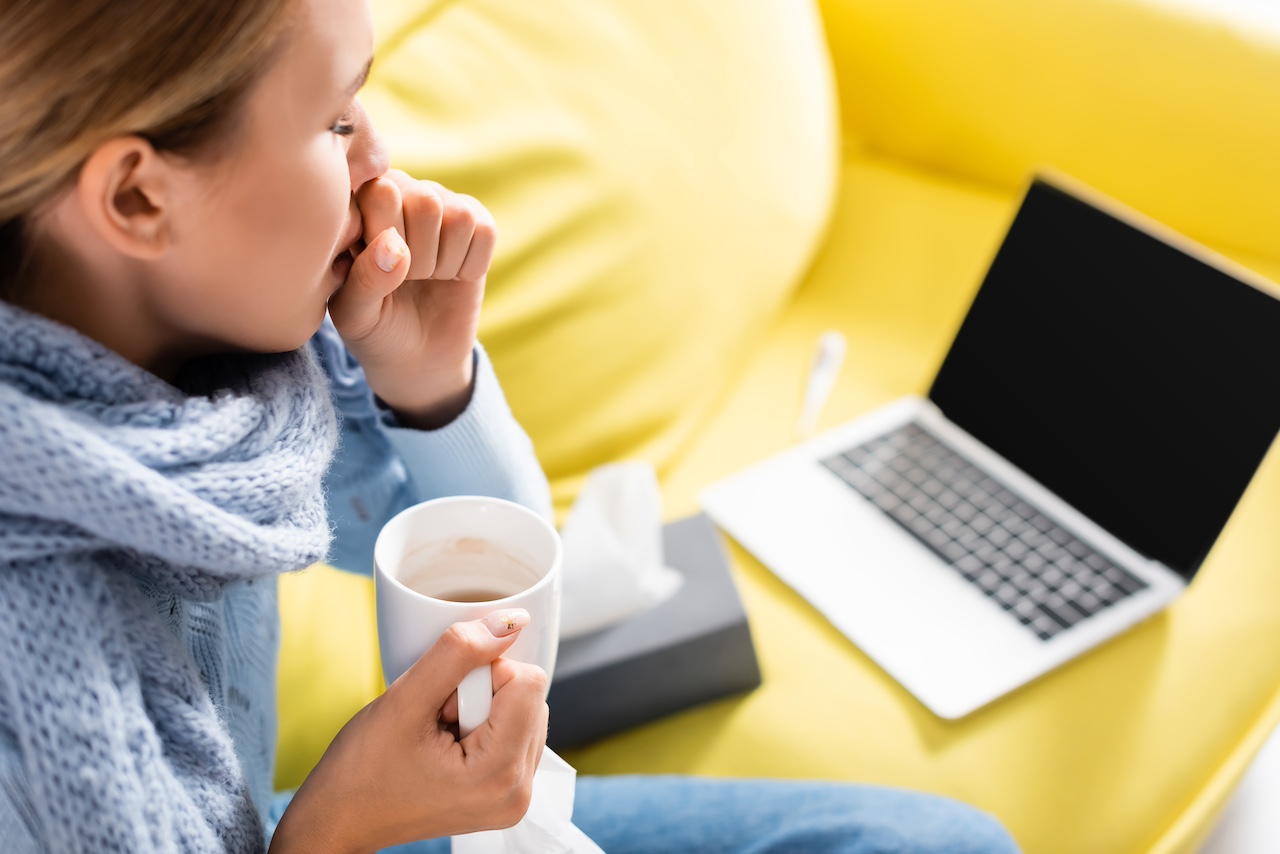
[378,775,1021,853]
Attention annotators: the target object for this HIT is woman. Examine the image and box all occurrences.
[0,0,1021,850]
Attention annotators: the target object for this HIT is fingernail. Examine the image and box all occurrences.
[374,228,408,273]
[482,609,530,637]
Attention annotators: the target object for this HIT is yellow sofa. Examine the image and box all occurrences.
[276,1,1280,851]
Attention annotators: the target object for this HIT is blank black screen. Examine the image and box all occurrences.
[929,179,1280,579]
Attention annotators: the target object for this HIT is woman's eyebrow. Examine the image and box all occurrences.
[345,57,373,96]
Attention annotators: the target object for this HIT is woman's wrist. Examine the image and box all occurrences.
[269,782,363,854]
[382,357,476,431]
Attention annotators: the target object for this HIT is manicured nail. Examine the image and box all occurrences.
[374,228,408,272]
[482,609,530,637]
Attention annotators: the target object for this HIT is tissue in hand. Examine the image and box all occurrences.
[450,747,604,854]
[558,462,683,639]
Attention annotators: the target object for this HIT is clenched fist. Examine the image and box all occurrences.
[327,169,496,429]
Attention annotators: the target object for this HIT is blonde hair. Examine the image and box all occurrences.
[0,0,296,286]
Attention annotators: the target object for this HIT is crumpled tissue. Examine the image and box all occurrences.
[451,746,603,854]
[558,461,684,639]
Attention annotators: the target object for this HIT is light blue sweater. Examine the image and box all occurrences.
[0,316,552,850]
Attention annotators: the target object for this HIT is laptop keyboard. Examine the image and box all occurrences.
[821,422,1148,641]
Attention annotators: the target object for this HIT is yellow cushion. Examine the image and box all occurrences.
[361,0,840,512]
[818,0,1280,265]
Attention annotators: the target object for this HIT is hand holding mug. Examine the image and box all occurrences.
[271,496,561,852]
[269,613,549,852]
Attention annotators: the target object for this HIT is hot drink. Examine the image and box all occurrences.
[397,536,543,603]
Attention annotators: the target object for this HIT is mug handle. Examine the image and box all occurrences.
[456,664,493,738]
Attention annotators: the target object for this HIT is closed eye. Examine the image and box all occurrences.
[331,108,357,136]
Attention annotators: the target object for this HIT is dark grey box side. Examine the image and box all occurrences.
[546,513,762,749]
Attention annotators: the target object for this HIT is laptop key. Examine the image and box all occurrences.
[1031,614,1061,639]
[1013,598,1038,618]
[941,541,969,564]
[1022,580,1051,603]
[1006,569,1033,590]
[924,527,950,548]
[1114,572,1148,594]
[907,514,935,539]
[1091,581,1122,604]
[986,548,1013,568]
[1066,539,1091,559]
[994,585,1021,608]
[1057,579,1083,600]
[1036,600,1078,630]
[1073,591,1103,616]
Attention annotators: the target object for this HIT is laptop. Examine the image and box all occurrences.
[701,173,1280,719]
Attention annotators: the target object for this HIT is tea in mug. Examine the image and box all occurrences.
[398,537,542,603]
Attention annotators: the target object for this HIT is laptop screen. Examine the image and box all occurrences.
[929,178,1280,580]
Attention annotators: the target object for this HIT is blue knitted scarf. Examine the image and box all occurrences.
[0,301,338,852]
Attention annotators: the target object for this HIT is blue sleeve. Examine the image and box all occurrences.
[312,320,553,576]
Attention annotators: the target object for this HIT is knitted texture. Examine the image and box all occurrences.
[0,300,338,852]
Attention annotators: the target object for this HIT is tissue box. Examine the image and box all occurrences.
[546,513,762,748]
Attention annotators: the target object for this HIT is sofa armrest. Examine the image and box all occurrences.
[816,0,1280,263]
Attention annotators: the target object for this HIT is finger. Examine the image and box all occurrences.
[431,191,478,281]
[524,682,549,776]
[455,197,497,283]
[326,227,409,342]
[470,658,548,763]
[391,609,530,716]
[386,170,445,280]
[354,175,405,257]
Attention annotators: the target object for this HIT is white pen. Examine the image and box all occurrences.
[795,330,846,439]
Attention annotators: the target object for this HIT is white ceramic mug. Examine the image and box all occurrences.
[374,496,562,737]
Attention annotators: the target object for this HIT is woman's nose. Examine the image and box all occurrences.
[348,99,390,191]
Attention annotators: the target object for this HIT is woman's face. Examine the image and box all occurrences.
[152,0,386,358]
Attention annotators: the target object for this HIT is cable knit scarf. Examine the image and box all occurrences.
[0,301,338,852]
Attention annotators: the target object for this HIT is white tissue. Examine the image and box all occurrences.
[451,747,604,854]
[557,461,684,639]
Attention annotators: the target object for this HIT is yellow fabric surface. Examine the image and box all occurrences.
[276,1,1280,850]
[628,154,1280,854]
[817,0,1280,265]
[279,153,1280,853]
[274,565,382,791]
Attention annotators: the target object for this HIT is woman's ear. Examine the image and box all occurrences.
[75,136,172,260]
